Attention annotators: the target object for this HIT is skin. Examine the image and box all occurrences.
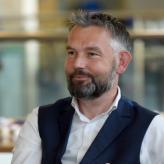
[65,25,132,119]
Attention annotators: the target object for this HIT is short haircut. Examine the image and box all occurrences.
[68,10,132,53]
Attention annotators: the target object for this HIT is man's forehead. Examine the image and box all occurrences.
[68,26,112,42]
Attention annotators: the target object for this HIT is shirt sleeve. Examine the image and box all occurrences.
[11,107,42,164]
[140,114,164,164]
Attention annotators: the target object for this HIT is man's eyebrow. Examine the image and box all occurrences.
[85,46,102,52]
[66,45,74,50]
[66,46,102,53]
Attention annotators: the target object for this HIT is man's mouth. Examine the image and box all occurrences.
[72,75,90,81]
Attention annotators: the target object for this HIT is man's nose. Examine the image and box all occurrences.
[74,54,87,69]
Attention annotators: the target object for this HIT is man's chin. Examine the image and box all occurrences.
[72,79,91,86]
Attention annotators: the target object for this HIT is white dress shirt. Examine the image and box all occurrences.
[11,89,164,164]
[61,88,120,164]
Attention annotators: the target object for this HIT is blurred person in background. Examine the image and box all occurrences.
[11,10,164,164]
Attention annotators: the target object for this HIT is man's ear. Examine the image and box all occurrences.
[116,51,132,74]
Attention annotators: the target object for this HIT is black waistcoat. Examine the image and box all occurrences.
[38,97,157,164]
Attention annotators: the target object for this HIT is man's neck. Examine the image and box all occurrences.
[77,85,118,120]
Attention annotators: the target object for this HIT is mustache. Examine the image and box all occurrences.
[70,69,92,78]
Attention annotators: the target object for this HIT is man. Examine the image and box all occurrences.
[12,11,164,164]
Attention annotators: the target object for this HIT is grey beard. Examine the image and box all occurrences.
[67,65,116,99]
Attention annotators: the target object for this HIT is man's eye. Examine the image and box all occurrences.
[88,52,98,57]
[67,51,75,56]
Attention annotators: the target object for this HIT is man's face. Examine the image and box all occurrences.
[65,25,118,99]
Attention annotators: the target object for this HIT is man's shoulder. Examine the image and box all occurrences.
[119,96,158,117]
[38,97,74,140]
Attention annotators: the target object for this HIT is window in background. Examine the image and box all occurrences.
[0,41,68,118]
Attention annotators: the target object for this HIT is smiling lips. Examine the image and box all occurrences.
[72,75,90,81]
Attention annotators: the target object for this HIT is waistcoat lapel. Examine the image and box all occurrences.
[80,98,133,164]
[56,105,75,163]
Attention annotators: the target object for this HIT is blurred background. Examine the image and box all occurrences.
[0,0,164,162]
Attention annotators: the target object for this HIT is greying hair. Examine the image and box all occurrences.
[69,10,132,53]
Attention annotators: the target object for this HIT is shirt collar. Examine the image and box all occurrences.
[71,86,121,122]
